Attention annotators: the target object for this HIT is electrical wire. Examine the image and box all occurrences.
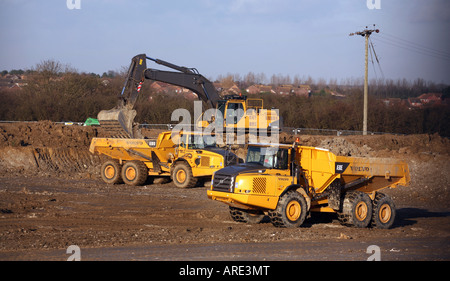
[372,34,450,61]
[381,32,450,57]
[368,40,378,79]
[369,38,385,80]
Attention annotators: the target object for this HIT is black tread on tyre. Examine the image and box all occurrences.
[101,159,123,184]
[121,160,148,186]
[269,190,308,228]
[338,191,373,228]
[172,162,198,188]
[229,206,265,224]
[371,192,396,229]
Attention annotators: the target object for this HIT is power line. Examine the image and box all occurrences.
[381,32,450,57]
[369,38,385,80]
[373,34,450,61]
[369,40,378,78]
[372,37,450,61]
[377,35,450,59]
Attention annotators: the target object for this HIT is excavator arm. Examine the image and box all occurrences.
[144,69,219,109]
[98,54,220,138]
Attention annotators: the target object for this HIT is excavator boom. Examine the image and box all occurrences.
[144,69,218,108]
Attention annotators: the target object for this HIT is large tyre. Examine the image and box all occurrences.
[269,190,308,228]
[121,161,148,186]
[101,160,123,184]
[338,191,373,228]
[229,207,265,224]
[172,162,198,188]
[371,192,396,229]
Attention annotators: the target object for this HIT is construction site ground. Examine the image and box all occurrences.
[0,121,449,261]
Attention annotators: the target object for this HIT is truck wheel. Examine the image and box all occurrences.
[371,192,396,229]
[269,190,307,228]
[121,161,148,186]
[101,160,123,184]
[338,191,373,228]
[229,207,265,224]
[172,162,198,188]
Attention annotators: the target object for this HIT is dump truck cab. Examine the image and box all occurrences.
[170,131,239,188]
[207,141,410,229]
[207,143,297,210]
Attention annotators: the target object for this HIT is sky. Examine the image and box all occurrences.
[1,0,449,84]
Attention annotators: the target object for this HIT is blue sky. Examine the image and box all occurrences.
[1,0,449,84]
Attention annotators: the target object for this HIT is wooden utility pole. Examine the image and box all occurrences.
[349,26,379,135]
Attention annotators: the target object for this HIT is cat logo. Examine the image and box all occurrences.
[335,162,350,174]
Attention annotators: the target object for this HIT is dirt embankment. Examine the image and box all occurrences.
[0,122,102,179]
[1,121,449,207]
[1,121,449,169]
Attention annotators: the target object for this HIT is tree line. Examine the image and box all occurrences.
[0,60,449,136]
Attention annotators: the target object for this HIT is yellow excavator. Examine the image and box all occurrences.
[97,54,281,138]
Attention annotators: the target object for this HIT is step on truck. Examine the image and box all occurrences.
[207,140,410,228]
[90,131,239,188]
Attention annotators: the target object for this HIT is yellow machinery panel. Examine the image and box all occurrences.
[208,143,410,215]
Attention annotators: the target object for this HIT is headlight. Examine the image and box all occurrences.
[211,172,215,188]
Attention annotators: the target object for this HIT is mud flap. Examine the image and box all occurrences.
[327,184,342,211]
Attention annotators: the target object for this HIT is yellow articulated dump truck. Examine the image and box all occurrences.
[90,132,239,188]
[207,141,410,229]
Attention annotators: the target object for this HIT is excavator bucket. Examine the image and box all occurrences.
[96,54,147,138]
[97,107,137,138]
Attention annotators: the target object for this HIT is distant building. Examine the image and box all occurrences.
[407,98,422,108]
[245,84,275,95]
[274,84,311,97]
[405,93,444,109]
[149,81,197,100]
[418,93,442,105]
[292,85,312,97]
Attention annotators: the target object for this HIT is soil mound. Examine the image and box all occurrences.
[1,122,449,189]
[0,121,99,148]
[318,137,372,157]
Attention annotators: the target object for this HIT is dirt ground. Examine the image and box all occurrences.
[0,121,449,261]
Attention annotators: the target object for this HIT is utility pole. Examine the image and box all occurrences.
[349,25,379,135]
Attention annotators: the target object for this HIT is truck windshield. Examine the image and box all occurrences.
[246,146,289,169]
[186,134,216,149]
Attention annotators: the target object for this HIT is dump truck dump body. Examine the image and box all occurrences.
[89,132,175,175]
[90,131,239,188]
[207,143,410,228]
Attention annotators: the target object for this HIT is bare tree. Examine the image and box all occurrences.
[34,59,63,81]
